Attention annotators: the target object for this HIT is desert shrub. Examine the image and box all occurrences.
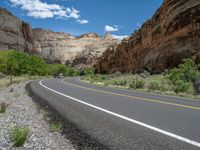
[149,80,161,91]
[90,74,109,82]
[172,80,191,93]
[129,78,145,89]
[0,102,8,113]
[167,58,199,93]
[84,67,95,76]
[49,122,62,132]
[10,127,29,147]
[167,58,200,84]
[113,79,127,86]
[110,72,122,78]
[139,70,150,78]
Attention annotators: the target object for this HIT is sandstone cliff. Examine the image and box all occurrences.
[0,8,35,53]
[96,0,200,73]
[0,7,119,68]
[33,29,119,67]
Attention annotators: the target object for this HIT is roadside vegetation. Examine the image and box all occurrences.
[1,49,200,98]
[0,102,8,113]
[10,126,29,147]
[82,58,200,98]
[49,121,63,132]
[0,50,80,88]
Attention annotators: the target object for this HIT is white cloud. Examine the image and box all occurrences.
[8,0,89,24]
[105,25,119,32]
[77,19,89,24]
[68,7,80,19]
[111,34,129,40]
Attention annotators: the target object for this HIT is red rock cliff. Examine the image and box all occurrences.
[96,0,200,73]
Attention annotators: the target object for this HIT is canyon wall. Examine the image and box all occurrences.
[96,0,200,73]
[0,8,35,54]
[33,30,118,68]
[0,7,118,68]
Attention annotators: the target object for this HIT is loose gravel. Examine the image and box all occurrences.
[0,82,75,150]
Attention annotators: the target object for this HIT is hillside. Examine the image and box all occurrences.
[96,0,200,73]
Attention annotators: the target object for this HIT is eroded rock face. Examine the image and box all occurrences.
[96,0,200,73]
[0,8,118,68]
[34,29,119,67]
[0,8,35,53]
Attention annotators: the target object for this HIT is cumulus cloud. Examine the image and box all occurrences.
[111,35,129,40]
[8,0,89,24]
[105,25,119,32]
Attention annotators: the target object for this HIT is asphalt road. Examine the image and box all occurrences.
[28,78,200,150]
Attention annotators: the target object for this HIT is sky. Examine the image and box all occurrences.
[0,0,163,37]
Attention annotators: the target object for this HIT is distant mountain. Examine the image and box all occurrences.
[96,0,200,73]
[0,7,119,68]
[33,29,119,68]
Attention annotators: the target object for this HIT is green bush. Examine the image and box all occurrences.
[10,127,29,147]
[149,80,161,91]
[172,80,191,93]
[0,50,79,77]
[113,79,127,86]
[129,78,145,89]
[168,58,200,84]
[0,50,47,76]
[167,58,199,93]
[89,74,109,83]
[84,67,95,76]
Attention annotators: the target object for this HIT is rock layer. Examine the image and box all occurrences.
[0,8,35,53]
[0,7,118,68]
[96,0,200,73]
[33,29,119,67]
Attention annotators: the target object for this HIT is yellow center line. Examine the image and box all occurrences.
[61,79,200,110]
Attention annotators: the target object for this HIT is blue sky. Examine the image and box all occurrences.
[0,0,163,36]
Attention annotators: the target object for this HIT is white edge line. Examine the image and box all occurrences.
[39,80,200,148]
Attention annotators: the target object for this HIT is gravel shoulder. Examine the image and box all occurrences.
[0,81,75,150]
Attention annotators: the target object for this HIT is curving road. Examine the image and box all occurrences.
[28,78,200,150]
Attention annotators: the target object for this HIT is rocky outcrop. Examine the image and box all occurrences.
[96,0,200,73]
[0,8,118,68]
[34,29,119,67]
[0,8,35,53]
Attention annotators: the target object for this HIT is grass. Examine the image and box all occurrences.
[49,121,63,132]
[0,75,49,90]
[13,92,20,98]
[81,73,198,99]
[0,102,8,113]
[10,126,29,147]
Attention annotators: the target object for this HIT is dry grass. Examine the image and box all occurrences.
[0,75,49,90]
